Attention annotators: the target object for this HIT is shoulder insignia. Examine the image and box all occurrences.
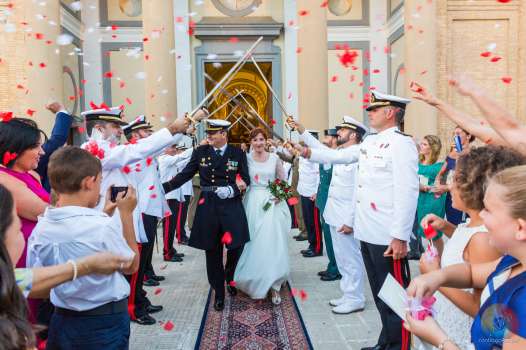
[395,130,412,137]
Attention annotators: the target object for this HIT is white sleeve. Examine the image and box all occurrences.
[275,155,287,181]
[309,144,360,165]
[390,137,419,242]
[300,131,326,149]
[99,128,182,170]
[103,216,135,259]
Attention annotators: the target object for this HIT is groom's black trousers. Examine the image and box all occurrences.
[205,245,244,300]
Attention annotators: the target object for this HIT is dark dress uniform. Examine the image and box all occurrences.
[163,144,250,300]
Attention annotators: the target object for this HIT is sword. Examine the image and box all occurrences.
[207,90,244,118]
[249,56,295,131]
[189,36,263,119]
[204,73,284,142]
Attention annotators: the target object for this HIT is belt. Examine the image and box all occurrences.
[201,186,219,192]
[55,298,128,317]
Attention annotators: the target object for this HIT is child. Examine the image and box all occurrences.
[418,146,525,349]
[27,146,139,349]
[405,164,526,349]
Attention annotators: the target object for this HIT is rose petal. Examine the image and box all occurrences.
[163,320,174,331]
[221,231,232,245]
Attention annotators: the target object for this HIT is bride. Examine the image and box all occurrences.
[234,128,292,305]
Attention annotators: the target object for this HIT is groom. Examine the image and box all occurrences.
[163,119,250,311]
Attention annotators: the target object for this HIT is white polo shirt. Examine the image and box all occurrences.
[27,206,135,311]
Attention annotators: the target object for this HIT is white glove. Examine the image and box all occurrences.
[215,186,233,199]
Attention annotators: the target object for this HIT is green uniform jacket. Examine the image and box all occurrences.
[315,163,332,212]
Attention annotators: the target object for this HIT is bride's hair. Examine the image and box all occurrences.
[249,127,267,141]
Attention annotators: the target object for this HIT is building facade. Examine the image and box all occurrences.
[1,0,525,148]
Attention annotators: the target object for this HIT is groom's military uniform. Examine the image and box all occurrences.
[162,120,250,304]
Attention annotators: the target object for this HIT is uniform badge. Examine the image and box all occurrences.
[200,158,209,167]
[226,159,238,171]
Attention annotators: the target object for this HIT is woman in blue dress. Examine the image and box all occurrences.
[434,127,475,225]
[403,165,526,349]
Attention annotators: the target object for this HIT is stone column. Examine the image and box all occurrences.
[142,0,177,130]
[81,0,104,111]
[296,0,328,131]
[20,0,64,132]
[404,0,438,137]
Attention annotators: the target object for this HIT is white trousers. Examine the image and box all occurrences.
[329,225,366,305]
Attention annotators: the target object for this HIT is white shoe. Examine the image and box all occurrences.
[331,301,365,314]
[271,289,281,305]
[329,296,346,307]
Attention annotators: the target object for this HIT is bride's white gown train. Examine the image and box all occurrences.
[234,152,292,299]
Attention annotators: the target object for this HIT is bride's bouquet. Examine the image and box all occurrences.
[263,179,294,211]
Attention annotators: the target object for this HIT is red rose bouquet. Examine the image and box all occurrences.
[263,179,294,211]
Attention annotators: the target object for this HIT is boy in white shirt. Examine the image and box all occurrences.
[27,146,139,349]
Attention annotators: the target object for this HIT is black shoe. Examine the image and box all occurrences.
[226,285,237,296]
[174,252,185,258]
[164,255,183,262]
[360,345,385,350]
[179,237,189,245]
[318,270,328,277]
[145,304,163,314]
[149,275,165,282]
[214,298,224,311]
[302,251,322,258]
[143,278,160,287]
[295,235,308,241]
[320,273,342,281]
[132,314,156,325]
[300,249,312,255]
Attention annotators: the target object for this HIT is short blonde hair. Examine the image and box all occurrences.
[419,135,442,164]
[489,164,526,219]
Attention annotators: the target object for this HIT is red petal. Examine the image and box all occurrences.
[39,62,46,68]
[150,194,157,199]
[148,185,155,190]
[35,33,44,40]
[254,174,259,182]
[330,75,338,82]
[480,51,491,57]
[502,76,512,84]
[198,198,205,205]
[287,197,299,206]
[299,289,308,301]
[26,109,36,116]
[370,202,377,211]
[296,47,303,54]
[221,231,233,245]
[163,320,174,331]
[104,71,113,78]
[320,1,329,7]
[146,157,153,166]
[228,37,239,44]
[228,281,236,287]
[154,288,162,295]
[497,0,511,3]
[298,10,309,16]
[159,263,168,270]
[423,225,437,239]
[111,25,119,31]
[89,101,99,109]
[119,81,126,88]
[122,165,131,174]
[291,288,298,296]
[0,112,13,122]
[490,56,502,62]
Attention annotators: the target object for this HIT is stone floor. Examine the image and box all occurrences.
[130,228,418,349]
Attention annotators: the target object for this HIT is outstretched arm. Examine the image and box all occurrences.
[162,149,200,193]
[410,81,505,146]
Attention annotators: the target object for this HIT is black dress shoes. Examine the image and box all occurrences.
[174,252,185,258]
[318,270,328,277]
[302,251,322,258]
[214,298,224,311]
[146,304,163,314]
[179,237,189,245]
[226,285,237,296]
[143,278,160,287]
[320,273,342,281]
[149,275,165,282]
[164,255,183,262]
[300,249,312,255]
[360,344,386,350]
[132,314,156,325]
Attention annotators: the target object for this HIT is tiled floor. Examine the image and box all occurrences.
[130,228,417,349]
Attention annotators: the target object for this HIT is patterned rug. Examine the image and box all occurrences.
[195,284,313,350]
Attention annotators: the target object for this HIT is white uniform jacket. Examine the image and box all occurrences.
[158,148,194,201]
[300,132,357,229]
[81,128,182,210]
[307,127,419,245]
[297,157,320,197]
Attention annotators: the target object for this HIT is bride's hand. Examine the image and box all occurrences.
[272,197,281,204]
